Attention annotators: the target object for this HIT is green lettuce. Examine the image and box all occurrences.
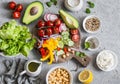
[0,20,36,56]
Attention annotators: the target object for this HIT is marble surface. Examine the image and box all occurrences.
[0,0,120,84]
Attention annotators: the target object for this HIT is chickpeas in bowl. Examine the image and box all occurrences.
[46,66,72,84]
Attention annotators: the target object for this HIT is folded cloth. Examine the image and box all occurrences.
[0,58,43,84]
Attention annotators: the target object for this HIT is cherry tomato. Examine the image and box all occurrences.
[46,27,53,36]
[39,47,46,58]
[71,34,80,42]
[38,29,45,37]
[70,29,79,35]
[37,20,45,28]
[8,1,16,10]
[53,26,59,34]
[63,47,68,54]
[15,4,23,12]
[57,47,61,51]
[12,11,21,19]
[54,19,62,27]
[46,21,54,26]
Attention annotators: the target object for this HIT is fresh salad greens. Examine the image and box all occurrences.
[0,20,36,56]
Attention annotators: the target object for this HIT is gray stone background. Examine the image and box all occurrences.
[0,0,120,84]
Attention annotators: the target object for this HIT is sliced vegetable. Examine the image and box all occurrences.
[68,40,74,46]
[58,41,64,48]
[56,50,64,56]
[49,14,58,21]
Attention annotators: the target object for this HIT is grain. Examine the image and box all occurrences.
[85,17,100,32]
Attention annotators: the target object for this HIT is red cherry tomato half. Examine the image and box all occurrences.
[46,21,54,26]
[54,19,62,27]
[15,4,23,12]
[12,11,21,19]
[63,47,68,54]
[46,27,53,36]
[70,29,79,35]
[37,20,45,28]
[8,1,16,10]
[53,26,59,34]
[72,34,80,42]
[38,29,45,37]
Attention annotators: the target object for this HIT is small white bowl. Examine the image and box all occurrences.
[85,36,99,51]
[96,50,118,71]
[46,66,73,84]
[64,0,83,11]
[83,15,101,34]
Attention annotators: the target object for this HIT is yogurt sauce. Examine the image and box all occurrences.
[97,50,115,70]
[67,0,80,7]
[64,0,83,11]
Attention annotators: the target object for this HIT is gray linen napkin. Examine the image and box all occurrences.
[0,58,42,84]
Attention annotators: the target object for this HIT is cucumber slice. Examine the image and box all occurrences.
[58,41,64,48]
[68,40,74,46]
[75,51,80,56]
[61,31,69,36]
[57,50,64,56]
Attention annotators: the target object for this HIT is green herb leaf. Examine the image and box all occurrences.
[54,1,57,5]
[46,2,53,7]
[87,1,95,8]
[84,42,90,49]
[87,1,92,4]
[79,52,86,57]
[85,8,91,14]
[89,3,95,8]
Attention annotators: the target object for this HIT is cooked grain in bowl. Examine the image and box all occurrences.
[85,17,100,32]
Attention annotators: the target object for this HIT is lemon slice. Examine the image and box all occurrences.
[78,69,93,84]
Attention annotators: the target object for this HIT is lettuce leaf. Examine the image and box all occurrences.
[0,20,36,56]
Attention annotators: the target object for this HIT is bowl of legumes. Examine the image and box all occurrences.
[83,15,101,33]
[46,66,72,84]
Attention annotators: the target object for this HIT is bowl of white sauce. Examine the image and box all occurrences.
[64,0,83,11]
[96,50,118,71]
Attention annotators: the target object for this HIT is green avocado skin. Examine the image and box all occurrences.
[59,9,79,29]
[22,1,44,25]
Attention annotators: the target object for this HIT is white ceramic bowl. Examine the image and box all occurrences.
[46,66,73,84]
[85,36,99,51]
[96,50,118,71]
[83,15,101,34]
[64,0,83,11]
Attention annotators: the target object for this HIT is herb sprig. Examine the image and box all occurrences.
[46,0,57,7]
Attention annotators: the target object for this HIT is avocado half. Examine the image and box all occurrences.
[59,9,79,29]
[22,1,44,25]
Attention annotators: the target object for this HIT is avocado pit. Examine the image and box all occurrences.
[30,6,38,15]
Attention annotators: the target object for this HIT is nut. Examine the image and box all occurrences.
[30,6,38,15]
